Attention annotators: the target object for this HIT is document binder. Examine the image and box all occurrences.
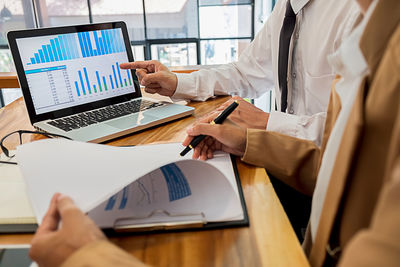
[16,140,250,235]
[104,155,249,235]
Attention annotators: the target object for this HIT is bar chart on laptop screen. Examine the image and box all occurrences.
[16,29,136,115]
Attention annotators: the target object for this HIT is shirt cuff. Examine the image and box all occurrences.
[266,111,326,146]
[172,73,197,101]
[267,111,300,137]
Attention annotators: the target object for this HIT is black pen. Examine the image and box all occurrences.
[180,100,239,156]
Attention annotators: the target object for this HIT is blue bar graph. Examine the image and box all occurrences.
[82,32,90,58]
[93,31,101,55]
[74,62,131,97]
[27,30,124,65]
[55,38,63,61]
[59,35,67,61]
[116,62,123,87]
[104,30,112,53]
[70,35,78,59]
[105,30,112,54]
[42,45,50,62]
[83,68,91,94]
[112,65,119,88]
[78,32,86,58]
[96,71,102,92]
[62,35,71,60]
[99,36,105,56]
[101,31,109,55]
[50,39,59,61]
[127,70,132,85]
[38,49,45,62]
[102,76,107,91]
[78,70,86,96]
[109,74,114,89]
[75,81,81,97]
[47,45,54,61]
[85,32,94,57]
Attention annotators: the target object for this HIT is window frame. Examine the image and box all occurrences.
[0,0,254,63]
[0,0,256,106]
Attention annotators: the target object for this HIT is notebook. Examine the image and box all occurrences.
[0,152,36,233]
[7,22,194,143]
[16,139,248,234]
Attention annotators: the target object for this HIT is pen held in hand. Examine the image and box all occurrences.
[180,100,239,157]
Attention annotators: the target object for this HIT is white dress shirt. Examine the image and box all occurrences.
[173,0,360,146]
[310,0,377,240]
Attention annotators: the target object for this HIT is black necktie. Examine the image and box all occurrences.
[278,0,296,112]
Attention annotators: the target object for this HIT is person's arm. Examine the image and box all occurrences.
[120,0,284,102]
[172,16,276,101]
[243,129,320,196]
[184,120,320,196]
[338,154,400,266]
[29,194,146,267]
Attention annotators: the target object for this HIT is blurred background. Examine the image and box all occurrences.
[0,0,276,109]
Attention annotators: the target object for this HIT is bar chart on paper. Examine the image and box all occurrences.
[16,28,136,115]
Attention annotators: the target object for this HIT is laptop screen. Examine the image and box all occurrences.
[15,28,136,115]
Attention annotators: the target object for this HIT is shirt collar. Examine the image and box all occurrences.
[327,0,378,98]
[290,0,311,14]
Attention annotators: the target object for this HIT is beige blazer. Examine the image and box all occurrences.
[244,0,400,265]
[60,1,400,266]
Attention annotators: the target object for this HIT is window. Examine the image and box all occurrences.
[36,0,90,27]
[0,0,254,65]
[0,0,260,106]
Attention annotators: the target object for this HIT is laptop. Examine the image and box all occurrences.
[7,22,194,143]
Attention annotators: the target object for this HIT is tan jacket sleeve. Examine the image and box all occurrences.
[241,78,342,196]
[339,95,400,266]
[338,155,400,266]
[61,240,147,267]
[242,129,320,196]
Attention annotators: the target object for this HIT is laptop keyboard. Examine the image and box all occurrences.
[47,99,164,132]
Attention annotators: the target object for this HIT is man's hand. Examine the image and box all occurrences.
[29,193,106,267]
[183,112,247,160]
[215,96,270,129]
[120,60,177,97]
[181,96,268,160]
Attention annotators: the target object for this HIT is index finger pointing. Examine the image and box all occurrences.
[120,61,155,70]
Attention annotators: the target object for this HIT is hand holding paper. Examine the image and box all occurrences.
[17,139,247,232]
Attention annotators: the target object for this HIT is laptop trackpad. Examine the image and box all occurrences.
[106,113,158,129]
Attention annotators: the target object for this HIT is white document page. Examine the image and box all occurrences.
[17,139,243,225]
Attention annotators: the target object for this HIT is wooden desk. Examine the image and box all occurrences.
[0,97,309,266]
